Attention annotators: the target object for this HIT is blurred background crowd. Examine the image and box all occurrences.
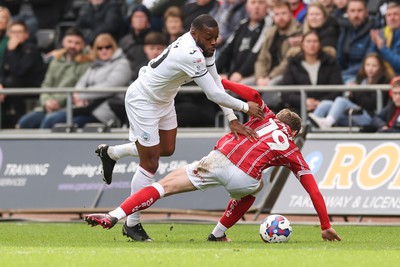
[0,0,399,133]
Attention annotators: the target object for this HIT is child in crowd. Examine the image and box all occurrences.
[370,76,400,132]
[309,53,392,129]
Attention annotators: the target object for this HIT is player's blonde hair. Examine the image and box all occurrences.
[276,109,302,134]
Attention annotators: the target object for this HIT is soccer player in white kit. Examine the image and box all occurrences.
[86,80,341,242]
[95,14,264,241]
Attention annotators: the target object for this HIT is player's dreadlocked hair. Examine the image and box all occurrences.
[276,109,302,134]
[191,14,218,31]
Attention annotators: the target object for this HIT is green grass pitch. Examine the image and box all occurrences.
[0,222,399,267]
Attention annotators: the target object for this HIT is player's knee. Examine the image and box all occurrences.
[140,157,160,173]
[253,180,264,195]
[160,146,175,156]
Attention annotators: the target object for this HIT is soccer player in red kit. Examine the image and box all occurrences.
[85,80,341,242]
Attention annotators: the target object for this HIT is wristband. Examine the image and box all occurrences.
[226,112,237,122]
[242,103,249,113]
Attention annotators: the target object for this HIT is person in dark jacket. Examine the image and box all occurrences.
[309,53,392,129]
[119,4,152,81]
[0,6,10,65]
[76,0,125,45]
[30,0,72,29]
[370,76,400,132]
[182,0,220,31]
[280,31,342,114]
[0,20,46,128]
[336,0,374,84]
[217,0,271,84]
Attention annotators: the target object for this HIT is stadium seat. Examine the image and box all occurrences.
[36,29,56,53]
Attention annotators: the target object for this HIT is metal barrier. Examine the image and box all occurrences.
[0,84,391,129]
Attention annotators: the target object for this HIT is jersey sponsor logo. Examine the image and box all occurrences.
[141,132,150,142]
[193,58,206,75]
[189,50,197,55]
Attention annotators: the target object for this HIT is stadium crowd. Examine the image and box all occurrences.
[0,0,399,133]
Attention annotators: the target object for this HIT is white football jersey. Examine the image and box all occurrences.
[135,32,214,104]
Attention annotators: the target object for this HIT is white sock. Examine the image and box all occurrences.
[109,207,126,221]
[325,115,335,127]
[126,166,155,227]
[108,143,138,160]
[211,222,228,238]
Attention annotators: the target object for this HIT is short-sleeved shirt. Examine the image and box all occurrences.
[216,105,312,181]
[134,32,213,104]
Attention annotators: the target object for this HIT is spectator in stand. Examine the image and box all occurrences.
[337,0,374,84]
[370,75,400,132]
[107,31,167,126]
[308,53,392,129]
[182,0,220,31]
[119,4,152,81]
[279,31,342,114]
[76,0,125,45]
[317,0,336,15]
[215,0,247,48]
[0,0,21,16]
[217,0,271,85]
[303,2,340,50]
[369,2,400,76]
[17,27,92,129]
[374,0,399,28]
[1,0,38,42]
[162,6,185,45]
[254,0,302,110]
[0,20,46,128]
[288,0,308,23]
[124,0,186,32]
[40,33,131,129]
[0,7,10,65]
[355,53,393,85]
[30,0,73,29]
[130,31,167,82]
[255,1,302,87]
[332,0,349,27]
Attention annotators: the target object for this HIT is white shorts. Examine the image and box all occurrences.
[186,150,261,199]
[125,82,177,147]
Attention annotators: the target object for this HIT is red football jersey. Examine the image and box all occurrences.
[216,106,312,181]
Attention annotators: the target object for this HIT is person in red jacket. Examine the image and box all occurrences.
[85,80,341,242]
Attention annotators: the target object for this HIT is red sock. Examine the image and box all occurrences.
[120,186,161,216]
[220,195,256,228]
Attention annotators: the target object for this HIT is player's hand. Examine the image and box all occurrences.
[229,119,258,142]
[246,101,264,120]
[321,227,341,241]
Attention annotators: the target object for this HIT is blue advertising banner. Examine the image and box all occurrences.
[272,134,400,215]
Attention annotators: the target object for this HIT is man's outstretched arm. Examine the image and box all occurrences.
[299,174,341,241]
